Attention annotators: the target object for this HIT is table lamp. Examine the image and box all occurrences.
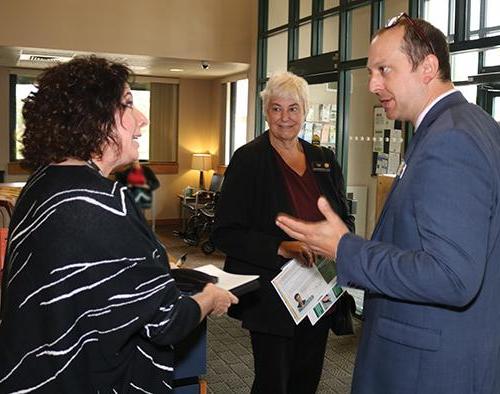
[191,153,212,190]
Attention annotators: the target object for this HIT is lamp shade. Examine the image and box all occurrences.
[191,153,212,171]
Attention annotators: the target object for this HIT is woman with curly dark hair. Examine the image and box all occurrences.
[0,56,237,393]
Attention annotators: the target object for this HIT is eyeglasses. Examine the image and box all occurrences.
[386,12,436,55]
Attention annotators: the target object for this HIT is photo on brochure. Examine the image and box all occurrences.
[272,256,344,325]
[308,283,345,325]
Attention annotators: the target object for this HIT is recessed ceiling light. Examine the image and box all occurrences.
[169,68,184,72]
[19,51,73,63]
[130,65,147,71]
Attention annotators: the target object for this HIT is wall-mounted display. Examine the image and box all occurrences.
[372,106,404,175]
[300,102,336,149]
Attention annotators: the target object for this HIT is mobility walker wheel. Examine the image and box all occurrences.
[201,240,216,255]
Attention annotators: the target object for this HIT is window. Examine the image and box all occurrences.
[300,0,312,18]
[268,0,289,29]
[421,0,500,110]
[266,32,288,77]
[9,74,177,163]
[225,79,248,164]
[484,48,500,67]
[467,0,500,40]
[451,51,478,82]
[348,5,371,60]
[493,96,500,121]
[423,0,454,40]
[324,0,340,8]
[456,85,478,104]
[10,75,37,160]
[298,22,312,59]
[129,83,151,161]
[451,52,479,104]
[322,15,339,53]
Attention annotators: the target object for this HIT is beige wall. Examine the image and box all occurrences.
[150,79,220,220]
[150,73,247,221]
[0,0,255,64]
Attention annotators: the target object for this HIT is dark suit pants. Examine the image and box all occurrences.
[250,317,330,394]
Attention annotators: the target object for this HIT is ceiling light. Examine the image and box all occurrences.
[169,68,184,72]
[19,51,73,64]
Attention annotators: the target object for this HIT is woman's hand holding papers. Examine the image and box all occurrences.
[192,283,239,318]
[278,240,316,267]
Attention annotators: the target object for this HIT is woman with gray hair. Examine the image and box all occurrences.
[212,71,354,393]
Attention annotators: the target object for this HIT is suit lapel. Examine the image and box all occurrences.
[371,91,467,240]
[404,91,467,163]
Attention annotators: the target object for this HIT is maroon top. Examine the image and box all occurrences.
[274,148,324,221]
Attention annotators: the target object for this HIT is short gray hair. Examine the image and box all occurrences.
[260,71,309,115]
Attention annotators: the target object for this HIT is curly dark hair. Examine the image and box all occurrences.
[21,55,132,170]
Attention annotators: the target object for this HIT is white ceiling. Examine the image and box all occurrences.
[0,46,249,79]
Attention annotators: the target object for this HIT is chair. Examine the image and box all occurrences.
[207,173,224,193]
[181,173,224,254]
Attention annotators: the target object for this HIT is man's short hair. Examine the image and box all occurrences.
[376,18,451,82]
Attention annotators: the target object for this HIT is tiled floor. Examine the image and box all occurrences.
[204,314,361,394]
[158,225,361,393]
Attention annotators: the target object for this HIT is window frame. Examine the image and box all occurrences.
[257,0,500,175]
[224,78,249,164]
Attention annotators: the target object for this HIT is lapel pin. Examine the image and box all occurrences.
[312,162,330,172]
[396,160,407,178]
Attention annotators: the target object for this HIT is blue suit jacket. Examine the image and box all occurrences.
[337,92,500,394]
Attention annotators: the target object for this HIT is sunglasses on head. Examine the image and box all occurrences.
[386,12,436,56]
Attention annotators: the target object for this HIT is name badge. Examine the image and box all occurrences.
[312,162,330,173]
[396,160,407,178]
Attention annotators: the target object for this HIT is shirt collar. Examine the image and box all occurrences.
[415,88,457,132]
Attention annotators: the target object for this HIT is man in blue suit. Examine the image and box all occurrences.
[277,14,500,394]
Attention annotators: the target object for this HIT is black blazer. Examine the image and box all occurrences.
[211,131,354,336]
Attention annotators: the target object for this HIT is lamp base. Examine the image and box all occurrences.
[199,171,206,190]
